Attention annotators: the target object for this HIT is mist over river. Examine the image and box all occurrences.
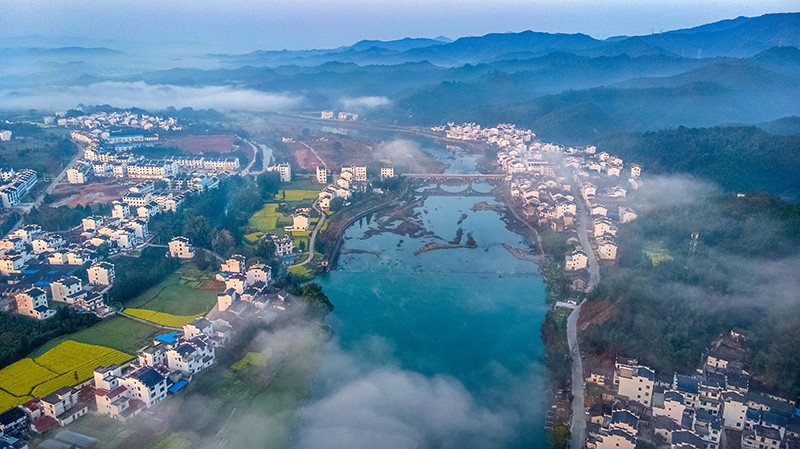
[291,177,551,448]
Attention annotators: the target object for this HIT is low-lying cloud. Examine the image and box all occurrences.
[290,335,528,449]
[0,81,304,112]
[340,95,392,110]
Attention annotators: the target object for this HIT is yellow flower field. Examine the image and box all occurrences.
[125,308,200,328]
[0,340,131,411]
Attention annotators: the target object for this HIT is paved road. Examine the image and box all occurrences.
[568,300,586,449]
[292,201,325,268]
[575,201,600,290]
[241,139,260,174]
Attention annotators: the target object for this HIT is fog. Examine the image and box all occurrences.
[339,96,392,111]
[0,82,304,112]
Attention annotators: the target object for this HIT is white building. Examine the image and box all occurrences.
[316,166,328,184]
[50,276,84,303]
[565,249,588,271]
[168,236,195,259]
[15,287,55,320]
[267,162,292,182]
[88,261,115,286]
[292,211,310,231]
[380,166,395,179]
[614,359,655,407]
[220,255,246,273]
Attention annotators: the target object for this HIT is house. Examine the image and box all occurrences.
[267,234,293,257]
[671,430,705,449]
[742,426,782,449]
[292,211,310,231]
[88,262,115,286]
[654,390,687,424]
[183,318,213,340]
[137,343,168,367]
[380,166,395,179]
[315,166,328,184]
[94,385,139,422]
[111,201,130,219]
[31,233,65,254]
[565,249,588,271]
[15,288,55,320]
[615,359,655,407]
[40,387,88,426]
[267,162,292,182]
[571,270,591,292]
[0,407,28,438]
[168,236,195,259]
[165,337,215,377]
[654,415,680,444]
[225,274,247,295]
[123,367,168,408]
[50,277,84,303]
[246,264,270,287]
[596,428,636,449]
[217,289,239,312]
[597,237,618,261]
[220,255,246,273]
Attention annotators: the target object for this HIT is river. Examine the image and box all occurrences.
[289,174,551,448]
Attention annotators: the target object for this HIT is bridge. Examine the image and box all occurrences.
[400,173,509,196]
[401,173,509,181]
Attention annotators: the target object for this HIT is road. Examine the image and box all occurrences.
[575,200,600,290]
[297,140,326,168]
[241,139,260,174]
[567,299,586,449]
[568,178,600,449]
[5,139,85,235]
[291,201,325,268]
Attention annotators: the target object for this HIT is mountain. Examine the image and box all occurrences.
[205,13,800,67]
[634,13,800,57]
[350,37,450,52]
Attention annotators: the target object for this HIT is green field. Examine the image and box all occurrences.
[0,341,131,411]
[125,309,200,328]
[30,316,160,357]
[278,189,320,202]
[0,131,75,176]
[126,268,218,316]
[249,203,293,236]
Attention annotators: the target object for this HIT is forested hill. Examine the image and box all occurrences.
[595,126,800,199]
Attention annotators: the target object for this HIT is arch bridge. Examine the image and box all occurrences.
[400,173,509,196]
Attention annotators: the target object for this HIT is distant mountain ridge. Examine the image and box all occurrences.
[209,13,800,67]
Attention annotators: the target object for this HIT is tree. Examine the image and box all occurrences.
[212,229,236,257]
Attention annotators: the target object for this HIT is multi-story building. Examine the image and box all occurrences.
[267,162,292,182]
[50,276,84,303]
[316,166,328,184]
[88,262,115,286]
[168,236,195,259]
[0,169,38,207]
[614,359,655,407]
[15,288,55,320]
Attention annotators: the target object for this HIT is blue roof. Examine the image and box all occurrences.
[34,281,50,286]
[22,269,38,274]
[47,270,57,275]
[168,379,189,394]
[154,331,179,344]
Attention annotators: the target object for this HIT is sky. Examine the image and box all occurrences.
[0,0,797,53]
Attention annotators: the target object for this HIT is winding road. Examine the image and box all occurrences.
[292,201,325,268]
[568,184,601,449]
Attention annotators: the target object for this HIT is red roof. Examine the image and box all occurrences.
[30,415,59,434]
[21,397,41,412]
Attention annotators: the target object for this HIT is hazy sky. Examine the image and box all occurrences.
[0,0,796,53]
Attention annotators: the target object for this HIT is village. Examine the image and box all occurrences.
[435,122,800,449]
[0,111,403,449]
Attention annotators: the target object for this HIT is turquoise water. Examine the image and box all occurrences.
[293,191,551,448]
